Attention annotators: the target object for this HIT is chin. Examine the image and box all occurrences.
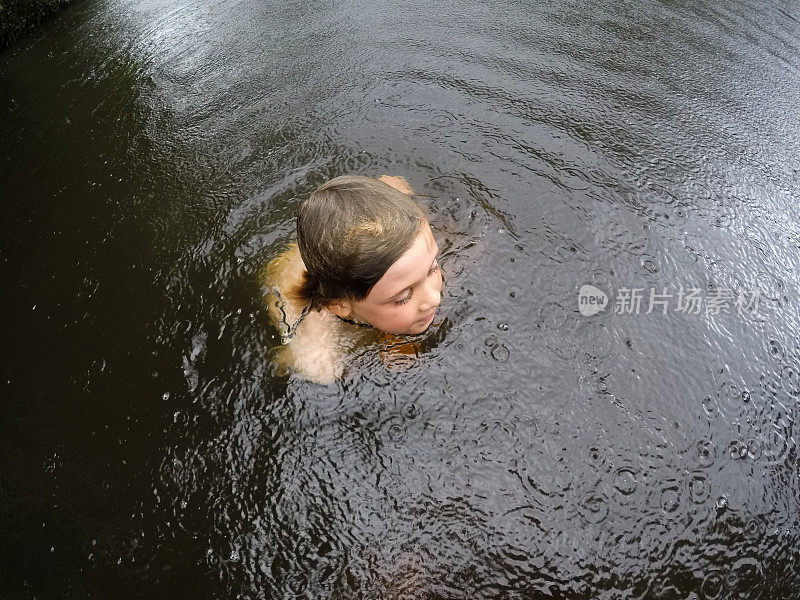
[408,319,434,335]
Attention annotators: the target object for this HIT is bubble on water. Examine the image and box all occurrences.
[715,496,728,512]
[719,381,740,401]
[491,344,510,362]
[687,472,710,504]
[587,446,606,470]
[642,259,658,274]
[285,572,308,596]
[402,403,419,420]
[613,467,638,496]
[728,439,745,460]
[387,423,405,442]
[660,484,681,517]
[701,571,725,599]
[738,443,748,460]
[579,493,609,524]
[696,438,717,467]
[745,439,762,460]
[497,322,509,331]
[744,516,765,540]
[768,339,784,360]
[702,396,719,417]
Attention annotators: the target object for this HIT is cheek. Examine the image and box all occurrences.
[386,305,415,325]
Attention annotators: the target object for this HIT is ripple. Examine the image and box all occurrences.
[586,445,607,471]
[638,521,673,562]
[756,270,786,303]
[491,506,543,548]
[636,179,678,206]
[578,493,609,524]
[686,471,710,505]
[727,557,764,600]
[612,467,638,496]
[402,402,419,420]
[491,343,510,362]
[695,438,717,468]
[538,301,568,329]
[284,571,308,597]
[780,365,800,396]
[576,322,613,360]
[386,419,406,443]
[702,395,720,417]
[768,339,784,361]
[761,419,791,465]
[659,483,681,518]
[745,438,762,460]
[701,571,725,599]
[743,515,765,541]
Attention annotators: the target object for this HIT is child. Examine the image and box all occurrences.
[261,174,443,384]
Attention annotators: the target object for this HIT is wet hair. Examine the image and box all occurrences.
[289,175,428,312]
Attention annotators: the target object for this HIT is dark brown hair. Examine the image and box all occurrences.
[289,175,428,312]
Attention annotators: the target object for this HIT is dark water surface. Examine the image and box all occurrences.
[2,0,799,598]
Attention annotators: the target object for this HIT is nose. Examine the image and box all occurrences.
[419,276,441,312]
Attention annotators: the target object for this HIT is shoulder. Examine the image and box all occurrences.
[281,308,346,384]
[263,242,304,280]
[261,241,309,326]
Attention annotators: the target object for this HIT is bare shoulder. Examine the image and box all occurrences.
[262,241,304,283]
[261,242,306,325]
[261,245,347,385]
[281,309,347,385]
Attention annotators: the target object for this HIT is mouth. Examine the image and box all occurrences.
[418,310,436,325]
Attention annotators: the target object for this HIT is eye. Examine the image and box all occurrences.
[394,260,439,306]
[395,290,413,305]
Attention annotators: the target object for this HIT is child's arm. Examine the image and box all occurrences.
[378,175,415,197]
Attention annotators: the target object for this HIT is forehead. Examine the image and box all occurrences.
[368,222,436,299]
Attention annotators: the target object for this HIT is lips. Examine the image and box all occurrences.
[419,310,436,324]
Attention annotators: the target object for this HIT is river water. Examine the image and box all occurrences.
[1,0,799,598]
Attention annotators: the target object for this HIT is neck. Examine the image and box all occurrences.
[331,312,374,329]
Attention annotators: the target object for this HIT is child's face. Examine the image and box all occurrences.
[346,221,442,335]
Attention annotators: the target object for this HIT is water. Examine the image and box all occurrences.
[1,0,799,598]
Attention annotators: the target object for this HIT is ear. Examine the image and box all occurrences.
[324,298,352,318]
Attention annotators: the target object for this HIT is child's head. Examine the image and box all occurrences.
[290,175,442,335]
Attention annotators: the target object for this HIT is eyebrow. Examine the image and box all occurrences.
[386,241,439,301]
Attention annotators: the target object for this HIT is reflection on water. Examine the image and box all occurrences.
[1,0,799,597]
